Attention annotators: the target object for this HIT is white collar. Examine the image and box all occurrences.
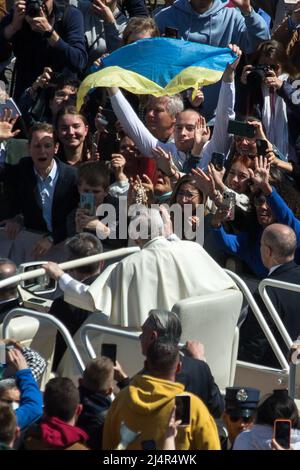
[268,264,283,276]
[34,159,57,182]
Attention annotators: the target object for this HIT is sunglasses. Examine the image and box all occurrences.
[229,415,253,423]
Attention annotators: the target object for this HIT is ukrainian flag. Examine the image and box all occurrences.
[77,37,236,110]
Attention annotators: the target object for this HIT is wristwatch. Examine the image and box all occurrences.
[43,26,54,39]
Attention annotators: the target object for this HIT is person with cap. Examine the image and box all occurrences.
[221,386,260,450]
[233,389,300,450]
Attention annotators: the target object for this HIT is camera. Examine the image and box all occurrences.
[25,0,44,17]
[247,64,272,88]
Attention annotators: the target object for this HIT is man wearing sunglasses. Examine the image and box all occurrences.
[221,386,260,450]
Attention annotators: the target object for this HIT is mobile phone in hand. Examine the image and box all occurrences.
[211,152,225,171]
[228,120,255,138]
[80,192,95,216]
[274,419,291,449]
[256,139,269,157]
[101,343,117,365]
[175,394,190,426]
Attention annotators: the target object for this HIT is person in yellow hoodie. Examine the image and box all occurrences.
[102,337,220,450]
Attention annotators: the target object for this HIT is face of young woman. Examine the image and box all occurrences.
[226,161,251,194]
[175,183,202,210]
[57,114,88,149]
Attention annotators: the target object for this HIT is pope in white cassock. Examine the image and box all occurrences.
[44,208,238,328]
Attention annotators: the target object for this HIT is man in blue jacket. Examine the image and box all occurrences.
[155,0,269,53]
[155,0,269,118]
[0,0,87,101]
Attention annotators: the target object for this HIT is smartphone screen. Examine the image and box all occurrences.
[80,192,95,216]
[175,395,190,425]
[211,152,225,171]
[165,27,179,38]
[227,120,256,138]
[101,343,117,365]
[274,419,291,449]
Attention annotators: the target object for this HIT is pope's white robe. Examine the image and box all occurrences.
[61,237,238,327]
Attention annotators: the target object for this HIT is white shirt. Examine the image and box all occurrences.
[34,160,58,232]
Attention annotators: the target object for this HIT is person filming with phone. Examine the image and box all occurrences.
[237,39,298,161]
[102,337,221,450]
[0,0,87,102]
[233,389,300,450]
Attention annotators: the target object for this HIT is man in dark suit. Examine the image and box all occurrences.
[48,233,103,370]
[1,121,79,264]
[239,223,300,368]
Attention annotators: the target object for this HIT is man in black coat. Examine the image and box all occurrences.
[0,0,87,101]
[1,121,79,264]
[48,232,103,370]
[138,309,224,418]
[239,223,300,368]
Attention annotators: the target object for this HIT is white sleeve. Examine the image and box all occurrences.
[59,273,96,312]
[109,180,129,198]
[110,90,158,157]
[200,81,235,169]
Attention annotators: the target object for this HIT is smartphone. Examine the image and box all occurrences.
[211,152,225,171]
[101,343,117,365]
[0,343,6,366]
[228,120,256,138]
[274,419,291,449]
[256,139,269,157]
[80,192,95,216]
[222,191,236,221]
[175,394,190,426]
[165,27,179,39]
[0,97,21,119]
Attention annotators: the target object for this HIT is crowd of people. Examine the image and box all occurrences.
[0,0,300,451]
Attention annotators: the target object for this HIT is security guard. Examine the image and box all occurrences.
[221,386,260,450]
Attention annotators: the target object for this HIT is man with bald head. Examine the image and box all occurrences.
[0,258,20,323]
[238,223,300,367]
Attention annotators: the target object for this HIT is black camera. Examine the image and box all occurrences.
[247,64,272,88]
[25,0,44,17]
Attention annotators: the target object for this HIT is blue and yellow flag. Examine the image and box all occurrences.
[77,37,236,110]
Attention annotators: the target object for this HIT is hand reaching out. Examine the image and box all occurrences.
[191,167,216,198]
[248,156,272,195]
[152,146,177,177]
[191,116,210,156]
[0,109,20,142]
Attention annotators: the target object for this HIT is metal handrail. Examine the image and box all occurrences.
[259,279,300,399]
[258,279,300,350]
[224,270,290,371]
[0,246,140,290]
[2,308,85,374]
[80,324,141,360]
[80,323,185,362]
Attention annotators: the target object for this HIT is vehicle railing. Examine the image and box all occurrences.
[80,324,141,360]
[224,270,289,372]
[80,323,185,361]
[0,247,140,290]
[2,308,85,374]
[259,279,300,399]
